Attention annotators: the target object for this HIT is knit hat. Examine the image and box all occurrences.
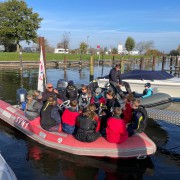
[145,82,151,87]
[95,87,102,94]
[68,80,74,86]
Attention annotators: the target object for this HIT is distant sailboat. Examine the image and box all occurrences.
[37,46,46,92]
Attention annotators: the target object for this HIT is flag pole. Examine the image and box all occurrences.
[37,47,46,92]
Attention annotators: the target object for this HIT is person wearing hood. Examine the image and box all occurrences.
[142,83,153,98]
[90,87,106,113]
[63,80,78,101]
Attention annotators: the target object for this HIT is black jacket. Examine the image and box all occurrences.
[109,68,122,84]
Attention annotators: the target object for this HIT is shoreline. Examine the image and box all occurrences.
[0,60,126,69]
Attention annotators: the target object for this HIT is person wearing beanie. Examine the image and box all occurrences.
[90,87,106,114]
[142,82,153,98]
[63,80,78,101]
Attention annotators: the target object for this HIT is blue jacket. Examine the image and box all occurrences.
[142,88,153,98]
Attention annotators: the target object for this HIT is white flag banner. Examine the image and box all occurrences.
[37,47,46,92]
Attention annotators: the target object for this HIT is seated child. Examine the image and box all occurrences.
[99,90,120,134]
[127,99,148,136]
[142,83,153,98]
[62,99,79,134]
[90,87,106,114]
[40,96,61,132]
[121,94,134,124]
[106,107,128,144]
[78,85,92,110]
[75,104,100,142]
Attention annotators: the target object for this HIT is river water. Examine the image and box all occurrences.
[0,64,180,180]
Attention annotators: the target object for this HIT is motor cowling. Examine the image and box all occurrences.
[16,87,27,110]
[56,79,68,92]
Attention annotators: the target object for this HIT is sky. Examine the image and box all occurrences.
[2,0,180,52]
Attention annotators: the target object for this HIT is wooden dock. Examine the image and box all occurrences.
[147,108,180,126]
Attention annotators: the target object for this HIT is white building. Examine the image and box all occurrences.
[118,43,139,55]
[54,48,69,54]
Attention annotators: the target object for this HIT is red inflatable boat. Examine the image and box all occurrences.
[0,100,156,159]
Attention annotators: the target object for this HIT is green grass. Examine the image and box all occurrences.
[0,52,145,61]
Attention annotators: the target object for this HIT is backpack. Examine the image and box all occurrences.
[136,105,148,132]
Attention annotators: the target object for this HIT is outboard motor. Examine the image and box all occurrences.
[16,87,27,110]
[57,79,68,93]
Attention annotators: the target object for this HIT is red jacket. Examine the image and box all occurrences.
[122,103,132,124]
[62,108,79,126]
[106,116,128,144]
[94,115,101,132]
[90,96,106,105]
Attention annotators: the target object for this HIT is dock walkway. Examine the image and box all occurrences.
[147,108,180,126]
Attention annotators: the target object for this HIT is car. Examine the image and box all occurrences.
[0,45,5,52]
[23,47,37,53]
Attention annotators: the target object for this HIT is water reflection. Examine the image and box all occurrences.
[26,143,154,180]
[0,65,180,179]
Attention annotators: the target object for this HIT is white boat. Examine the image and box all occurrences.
[0,153,17,180]
[97,70,180,98]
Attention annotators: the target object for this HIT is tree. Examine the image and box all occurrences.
[146,49,164,56]
[170,49,179,56]
[44,39,54,53]
[0,0,43,52]
[136,41,154,54]
[79,42,88,54]
[57,32,70,49]
[125,37,135,53]
[111,48,118,54]
[177,45,180,54]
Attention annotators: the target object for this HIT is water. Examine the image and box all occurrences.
[0,65,180,180]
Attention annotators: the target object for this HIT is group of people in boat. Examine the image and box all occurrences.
[24,64,149,144]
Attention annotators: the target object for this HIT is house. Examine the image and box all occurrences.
[54,48,69,54]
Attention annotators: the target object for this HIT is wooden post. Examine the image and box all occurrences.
[90,56,94,81]
[120,57,124,74]
[63,56,67,70]
[101,54,104,66]
[139,57,144,70]
[19,49,23,71]
[101,54,104,77]
[152,56,156,71]
[79,59,82,70]
[112,55,115,66]
[162,56,166,71]
[170,56,173,74]
[175,55,179,76]
[38,37,46,69]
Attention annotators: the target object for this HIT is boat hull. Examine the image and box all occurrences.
[124,79,180,98]
[0,100,156,159]
[0,154,17,180]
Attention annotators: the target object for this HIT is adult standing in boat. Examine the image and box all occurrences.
[109,64,132,99]
[42,83,61,103]
[106,107,128,144]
